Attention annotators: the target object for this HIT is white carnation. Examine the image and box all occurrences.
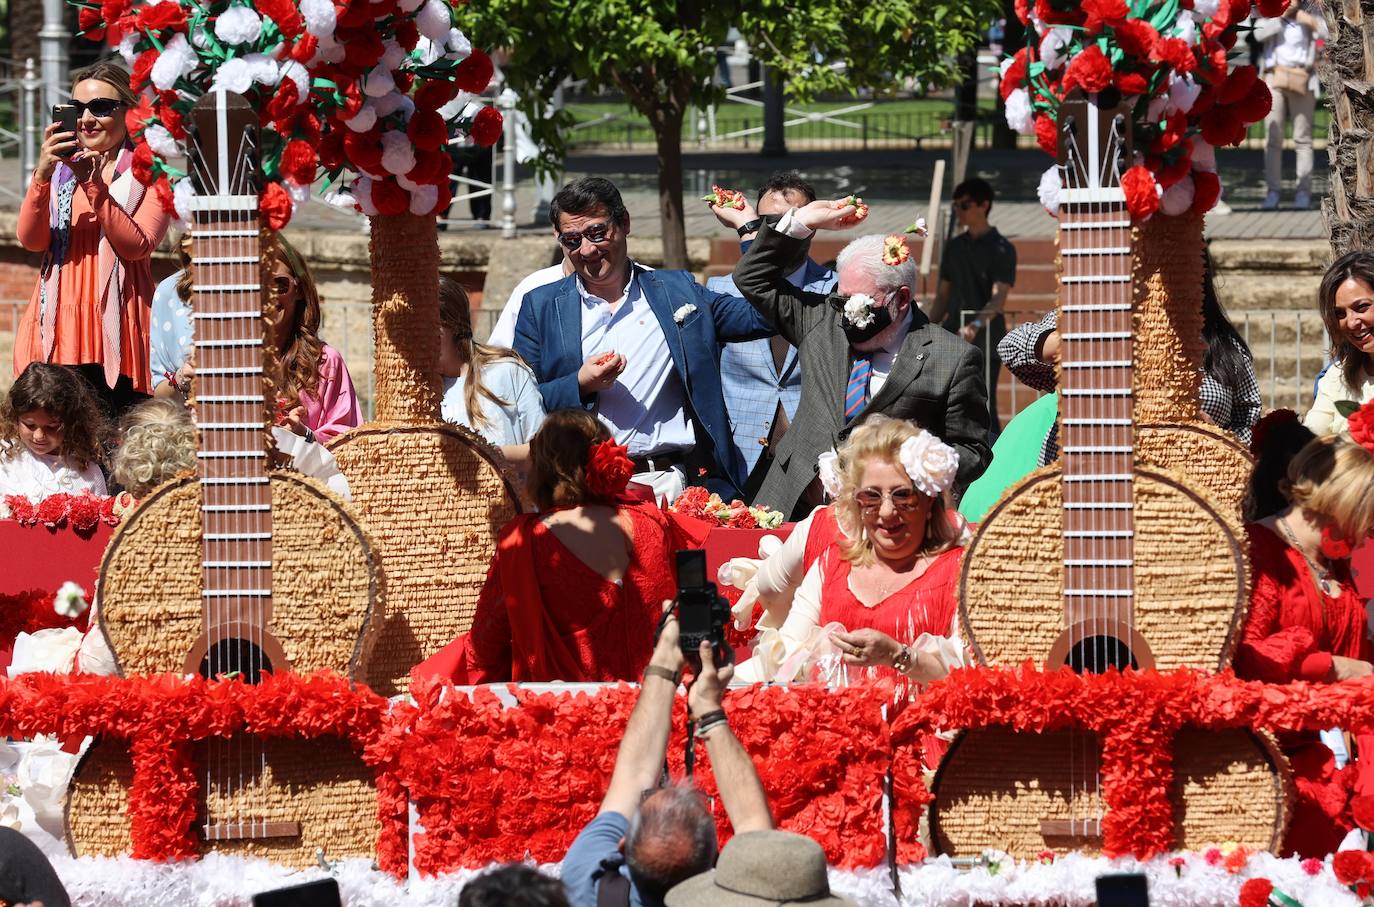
[373,91,413,119]
[151,34,198,92]
[243,52,279,86]
[842,293,879,329]
[1004,88,1034,135]
[816,450,843,500]
[363,66,395,98]
[1159,174,1196,217]
[416,0,452,42]
[1037,165,1061,216]
[437,92,473,121]
[380,38,407,70]
[1192,138,1217,173]
[898,432,959,497]
[445,27,471,58]
[300,0,336,37]
[278,60,310,103]
[144,124,180,158]
[1172,12,1197,45]
[380,130,417,175]
[214,5,263,45]
[173,177,196,226]
[210,56,254,94]
[408,183,438,216]
[998,57,1013,78]
[53,581,89,619]
[117,33,139,66]
[344,103,378,133]
[314,32,345,65]
[415,36,443,67]
[1192,0,1220,18]
[1167,73,1201,116]
[1038,27,1073,71]
[323,187,357,211]
[353,177,378,216]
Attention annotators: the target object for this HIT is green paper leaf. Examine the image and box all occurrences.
[1335,400,1361,417]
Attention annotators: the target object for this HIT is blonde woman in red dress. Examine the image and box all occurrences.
[736,415,965,684]
[1236,402,1374,857]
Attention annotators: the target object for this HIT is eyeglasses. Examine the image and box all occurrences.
[854,487,923,511]
[65,98,124,119]
[269,275,295,295]
[556,222,614,251]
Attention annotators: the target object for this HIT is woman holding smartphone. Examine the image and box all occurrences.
[15,61,170,416]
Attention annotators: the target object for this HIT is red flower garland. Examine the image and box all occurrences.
[4,491,127,532]
[0,588,90,645]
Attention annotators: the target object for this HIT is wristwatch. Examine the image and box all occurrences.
[737,218,764,237]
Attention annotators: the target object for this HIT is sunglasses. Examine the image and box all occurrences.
[63,98,124,119]
[854,487,923,512]
[556,222,614,251]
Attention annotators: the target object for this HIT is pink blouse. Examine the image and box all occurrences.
[300,343,363,443]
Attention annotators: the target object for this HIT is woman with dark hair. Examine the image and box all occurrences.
[414,409,708,684]
[1306,250,1374,435]
[15,61,170,415]
[1244,408,1318,522]
[999,250,1262,462]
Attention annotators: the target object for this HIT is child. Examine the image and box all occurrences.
[0,363,110,499]
[109,397,197,498]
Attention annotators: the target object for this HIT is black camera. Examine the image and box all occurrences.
[675,549,730,668]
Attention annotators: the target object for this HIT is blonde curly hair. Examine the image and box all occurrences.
[110,399,197,497]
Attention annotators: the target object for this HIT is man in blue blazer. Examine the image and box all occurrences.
[706,172,838,498]
[513,177,775,500]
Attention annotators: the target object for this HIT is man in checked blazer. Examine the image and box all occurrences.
[725,198,992,519]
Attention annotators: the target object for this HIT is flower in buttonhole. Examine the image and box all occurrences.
[673,303,697,324]
[842,294,881,330]
[817,450,842,499]
[53,582,89,619]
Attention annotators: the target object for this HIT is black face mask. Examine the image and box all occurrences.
[827,292,894,346]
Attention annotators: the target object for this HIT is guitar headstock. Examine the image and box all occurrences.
[1056,88,1133,195]
[187,91,260,203]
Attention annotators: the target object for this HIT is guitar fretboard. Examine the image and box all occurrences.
[1057,193,1134,632]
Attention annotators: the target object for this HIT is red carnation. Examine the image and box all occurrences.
[297,111,322,146]
[78,5,106,39]
[136,1,185,32]
[726,505,759,529]
[1352,795,1374,833]
[371,177,409,216]
[1114,18,1159,58]
[1234,79,1273,125]
[131,49,157,92]
[340,28,384,71]
[1191,169,1221,215]
[290,32,318,64]
[1348,399,1374,453]
[99,494,119,525]
[1013,0,1030,23]
[1152,37,1197,74]
[1034,113,1058,156]
[673,485,711,519]
[470,105,503,148]
[1238,878,1273,907]
[1150,113,1187,154]
[124,98,154,138]
[455,50,494,94]
[999,47,1028,101]
[586,439,634,499]
[1257,0,1288,13]
[257,0,304,39]
[415,79,460,112]
[6,495,36,526]
[1218,65,1258,104]
[407,147,451,186]
[1064,44,1114,94]
[153,174,176,215]
[318,129,346,172]
[1121,164,1159,221]
[1156,154,1192,189]
[158,101,185,140]
[280,139,317,185]
[265,79,299,128]
[407,109,448,152]
[1114,71,1148,96]
[260,181,293,231]
[394,18,419,51]
[1035,0,1084,26]
[68,492,102,532]
[1201,105,1245,147]
[1334,849,1373,885]
[1082,0,1127,35]
[37,495,68,528]
[131,142,155,186]
[343,128,385,176]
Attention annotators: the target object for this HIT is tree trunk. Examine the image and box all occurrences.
[9,0,41,73]
[652,108,690,269]
[368,213,443,424]
[1318,0,1374,254]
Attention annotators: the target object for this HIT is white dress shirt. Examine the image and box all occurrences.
[578,268,694,457]
[486,263,568,348]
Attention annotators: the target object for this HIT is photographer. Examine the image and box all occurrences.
[561,603,773,907]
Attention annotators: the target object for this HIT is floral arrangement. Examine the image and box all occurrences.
[1003,0,1280,221]
[73,0,501,227]
[671,486,785,529]
[701,185,747,210]
[0,588,92,645]
[1,491,134,531]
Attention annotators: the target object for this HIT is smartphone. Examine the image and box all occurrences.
[1095,873,1149,907]
[51,104,80,159]
[252,878,341,907]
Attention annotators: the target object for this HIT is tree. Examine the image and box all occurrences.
[1318,1,1374,254]
[458,0,1000,268]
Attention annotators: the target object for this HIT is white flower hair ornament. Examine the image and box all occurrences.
[841,294,882,329]
[817,449,843,499]
[897,431,960,497]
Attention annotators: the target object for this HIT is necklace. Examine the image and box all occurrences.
[1276,516,1340,598]
[860,553,934,603]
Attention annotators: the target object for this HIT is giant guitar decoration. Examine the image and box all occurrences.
[65,91,384,867]
[931,90,1288,857]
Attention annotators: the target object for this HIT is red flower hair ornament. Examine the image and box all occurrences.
[586,439,634,500]
[1346,396,1374,454]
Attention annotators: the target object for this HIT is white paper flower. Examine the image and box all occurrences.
[1004,89,1034,135]
[210,56,254,94]
[1159,174,1196,217]
[1191,137,1217,172]
[364,66,395,98]
[344,103,378,133]
[117,33,139,66]
[1037,165,1061,215]
[1167,73,1202,116]
[1192,0,1220,17]
[898,432,959,496]
[53,581,89,618]
[1038,26,1073,71]
[278,60,310,103]
[816,450,843,500]
[151,33,198,92]
[416,0,452,42]
[672,303,697,324]
[378,38,408,70]
[408,183,438,216]
[353,177,378,216]
[313,32,345,65]
[842,293,879,329]
[323,187,357,211]
[380,130,417,175]
[214,5,263,45]
[301,0,336,36]
[373,91,415,120]
[143,124,179,159]
[243,53,279,86]
[446,28,472,58]
[438,92,473,122]
[1172,12,1197,45]
[173,177,197,227]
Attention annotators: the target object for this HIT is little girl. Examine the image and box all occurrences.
[0,362,110,499]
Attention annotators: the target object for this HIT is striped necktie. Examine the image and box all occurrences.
[844,354,872,421]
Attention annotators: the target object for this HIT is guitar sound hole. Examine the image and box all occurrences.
[1066,636,1137,674]
[199,639,273,684]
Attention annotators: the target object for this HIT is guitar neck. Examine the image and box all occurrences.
[1057,193,1134,616]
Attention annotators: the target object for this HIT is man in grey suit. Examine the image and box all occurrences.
[726,198,992,519]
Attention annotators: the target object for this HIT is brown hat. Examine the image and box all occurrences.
[664,831,857,907]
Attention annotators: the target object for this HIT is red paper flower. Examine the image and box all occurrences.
[371,177,409,216]
[1201,105,1245,148]
[1081,0,1127,35]
[1191,169,1221,215]
[1234,80,1274,125]
[1202,846,1223,866]
[1064,44,1114,93]
[394,18,419,51]
[1152,37,1197,74]
[1301,857,1324,875]
[130,141,155,187]
[68,492,102,532]
[407,109,448,152]
[455,49,494,94]
[1035,114,1058,155]
[586,439,634,499]
[1256,0,1289,14]
[5,495,36,526]
[257,0,304,39]
[343,128,385,177]
[1223,846,1251,873]
[340,28,385,71]
[78,5,106,40]
[1121,164,1160,221]
[1238,878,1273,907]
[470,106,503,148]
[259,181,292,231]
[36,495,68,528]
[153,174,175,216]
[124,97,154,139]
[157,97,185,140]
[415,79,460,112]
[136,2,186,32]
[280,139,317,186]
[1334,849,1373,885]
[1348,399,1374,454]
[99,494,118,525]
[130,49,157,92]
[1114,19,1159,58]
[290,32,317,64]
[999,47,1028,101]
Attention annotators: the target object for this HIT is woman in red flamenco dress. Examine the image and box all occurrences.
[1236,406,1374,858]
[413,409,707,684]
